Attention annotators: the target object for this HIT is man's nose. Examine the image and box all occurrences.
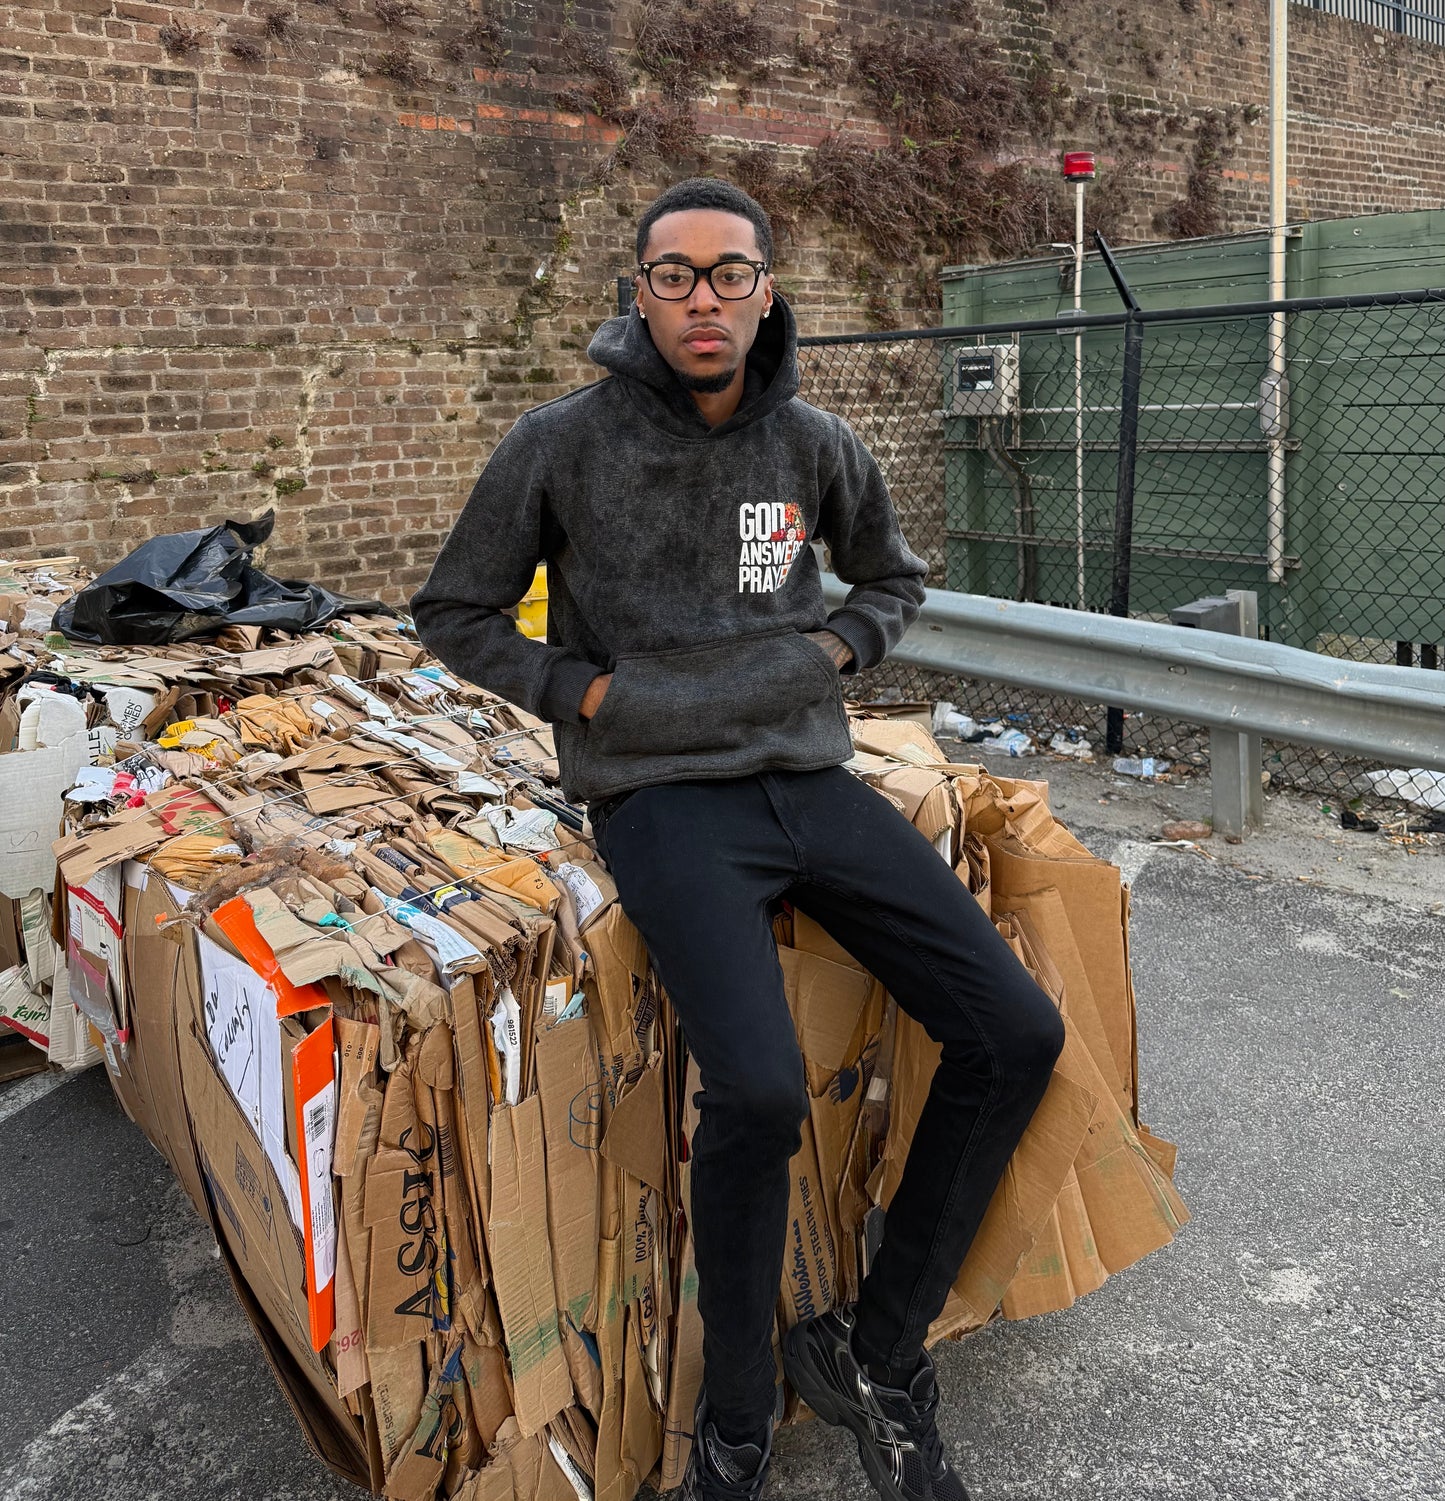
[686,271,722,314]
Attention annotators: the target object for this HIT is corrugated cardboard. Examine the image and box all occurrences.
[176,945,375,1489]
[487,1096,572,1438]
[533,1015,601,1336]
[115,867,206,1210]
[1,740,88,898]
[990,842,1136,1112]
[599,1055,667,1198]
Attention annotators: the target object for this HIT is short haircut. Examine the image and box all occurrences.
[634,177,774,266]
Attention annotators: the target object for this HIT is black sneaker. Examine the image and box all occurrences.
[680,1390,773,1501]
[782,1306,972,1501]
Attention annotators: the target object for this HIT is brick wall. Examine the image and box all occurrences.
[2,0,1442,602]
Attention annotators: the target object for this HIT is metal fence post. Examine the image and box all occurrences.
[1095,234,1144,754]
[1169,590,1265,836]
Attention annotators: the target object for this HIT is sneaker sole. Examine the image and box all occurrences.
[782,1323,914,1501]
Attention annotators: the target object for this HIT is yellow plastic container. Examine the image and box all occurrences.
[516,563,548,639]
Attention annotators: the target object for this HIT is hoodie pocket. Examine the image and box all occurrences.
[586,627,840,760]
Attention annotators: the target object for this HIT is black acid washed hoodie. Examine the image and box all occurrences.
[409,293,928,805]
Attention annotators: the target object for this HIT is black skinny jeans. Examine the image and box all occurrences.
[590,766,1064,1440]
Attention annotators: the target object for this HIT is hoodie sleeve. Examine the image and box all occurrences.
[817,415,929,675]
[409,414,602,723]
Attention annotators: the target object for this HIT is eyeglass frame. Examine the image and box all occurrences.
[636,257,771,301]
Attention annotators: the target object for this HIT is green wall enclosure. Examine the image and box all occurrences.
[939,210,1445,651]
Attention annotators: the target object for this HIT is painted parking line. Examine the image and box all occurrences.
[0,1344,190,1500]
[0,1069,79,1127]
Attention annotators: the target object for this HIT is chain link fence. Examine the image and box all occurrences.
[797,284,1445,821]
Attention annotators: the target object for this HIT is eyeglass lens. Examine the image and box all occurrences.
[646,263,762,300]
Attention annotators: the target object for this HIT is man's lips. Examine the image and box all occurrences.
[682,329,728,353]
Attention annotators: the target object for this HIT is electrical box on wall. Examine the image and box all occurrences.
[949,344,1019,417]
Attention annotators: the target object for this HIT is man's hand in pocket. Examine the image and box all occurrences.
[803,630,854,670]
[580,672,613,721]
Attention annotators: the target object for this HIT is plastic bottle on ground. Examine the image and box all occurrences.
[1112,756,1171,779]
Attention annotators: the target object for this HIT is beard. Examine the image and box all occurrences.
[674,365,738,394]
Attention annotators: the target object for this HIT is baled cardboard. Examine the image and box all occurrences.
[487,1095,572,1438]
[778,946,883,1099]
[658,1197,703,1491]
[533,1016,602,1334]
[365,1144,440,1350]
[115,867,207,1209]
[780,1114,838,1329]
[176,955,373,1487]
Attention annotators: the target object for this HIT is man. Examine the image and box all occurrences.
[411,178,1064,1501]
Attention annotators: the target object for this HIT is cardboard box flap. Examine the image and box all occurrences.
[987,837,1134,1110]
[778,946,883,1097]
[599,1055,667,1198]
[116,868,207,1210]
[2,741,90,898]
[534,1016,602,1330]
[946,1031,1098,1329]
[848,716,946,764]
[488,1095,572,1438]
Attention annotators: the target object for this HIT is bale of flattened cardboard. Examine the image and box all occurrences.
[15,596,1186,1501]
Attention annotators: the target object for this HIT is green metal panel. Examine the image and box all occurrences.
[941,211,1445,651]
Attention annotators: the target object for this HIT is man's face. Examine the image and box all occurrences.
[635,209,774,394]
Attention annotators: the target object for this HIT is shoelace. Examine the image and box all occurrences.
[897,1384,948,1474]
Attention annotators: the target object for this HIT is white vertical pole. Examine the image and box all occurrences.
[1267,0,1289,585]
[1074,178,1086,609]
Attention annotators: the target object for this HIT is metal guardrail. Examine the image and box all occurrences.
[823,574,1445,833]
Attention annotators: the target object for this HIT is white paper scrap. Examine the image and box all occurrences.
[547,1436,594,1501]
[197,931,264,1136]
[356,719,468,770]
[489,985,522,1106]
[371,887,484,977]
[327,675,398,724]
[484,804,560,852]
[554,862,605,926]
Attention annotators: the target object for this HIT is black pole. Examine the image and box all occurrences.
[1094,233,1143,756]
[616,275,635,316]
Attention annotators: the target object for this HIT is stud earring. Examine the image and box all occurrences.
[638,308,646,319]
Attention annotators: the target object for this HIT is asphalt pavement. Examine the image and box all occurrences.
[1,800,1441,1501]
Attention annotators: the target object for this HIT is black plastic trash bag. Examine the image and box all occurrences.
[55,511,389,645]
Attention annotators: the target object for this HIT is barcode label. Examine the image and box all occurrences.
[301,1078,337,1291]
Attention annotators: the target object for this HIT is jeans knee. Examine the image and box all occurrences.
[704,1063,808,1154]
[998,993,1065,1093]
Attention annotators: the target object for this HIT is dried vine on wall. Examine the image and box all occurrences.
[551,5,1063,325]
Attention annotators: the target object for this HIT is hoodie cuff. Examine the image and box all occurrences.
[538,653,605,724]
[824,609,885,676]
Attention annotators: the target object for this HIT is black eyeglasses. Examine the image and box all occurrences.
[637,259,769,301]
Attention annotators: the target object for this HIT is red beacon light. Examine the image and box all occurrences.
[1062,151,1096,181]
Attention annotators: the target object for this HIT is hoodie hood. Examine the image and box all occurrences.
[586,290,801,440]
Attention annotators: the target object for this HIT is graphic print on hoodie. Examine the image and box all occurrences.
[737,499,808,593]
[410,293,928,805]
